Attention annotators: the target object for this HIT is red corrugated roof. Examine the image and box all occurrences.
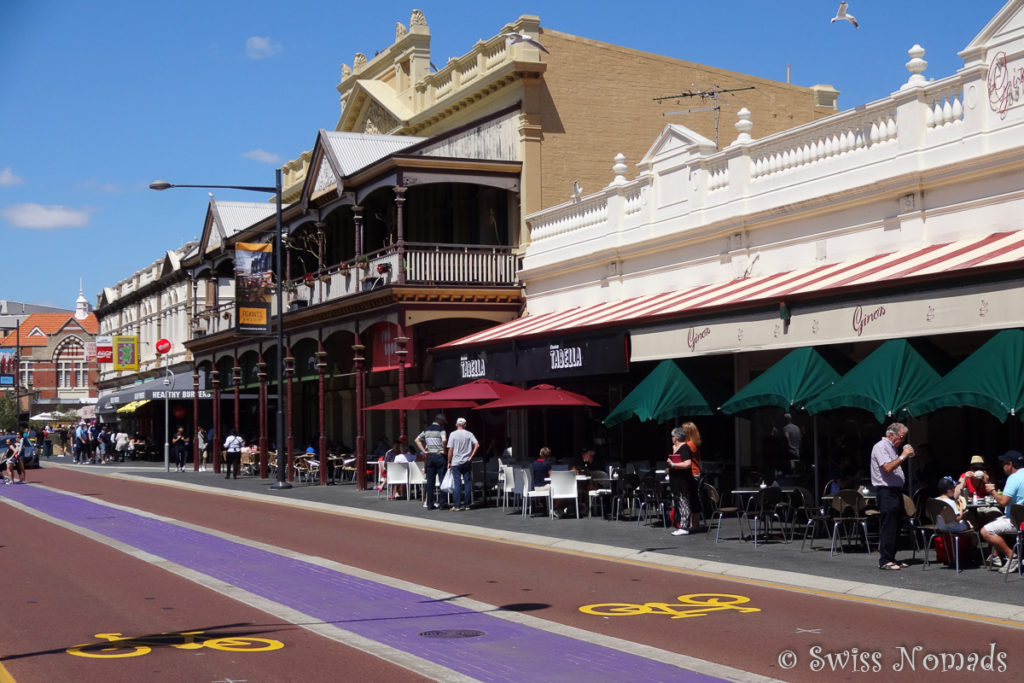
[0,313,97,347]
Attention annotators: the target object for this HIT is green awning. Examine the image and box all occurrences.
[603,360,721,427]
[804,339,943,421]
[906,329,1024,422]
[720,346,847,415]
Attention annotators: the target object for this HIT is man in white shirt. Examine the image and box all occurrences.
[447,418,479,511]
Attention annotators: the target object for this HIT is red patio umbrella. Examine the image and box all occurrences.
[425,378,528,402]
[363,391,477,411]
[476,384,600,409]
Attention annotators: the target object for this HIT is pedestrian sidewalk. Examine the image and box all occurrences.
[40,460,1024,622]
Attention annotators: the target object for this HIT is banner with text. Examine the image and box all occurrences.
[235,242,274,334]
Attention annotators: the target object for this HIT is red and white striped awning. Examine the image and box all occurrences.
[441,231,1024,348]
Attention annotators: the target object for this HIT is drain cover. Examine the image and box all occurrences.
[418,629,485,639]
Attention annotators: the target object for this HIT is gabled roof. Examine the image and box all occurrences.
[638,124,717,167]
[0,313,97,348]
[302,129,426,203]
[960,0,1024,66]
[200,198,277,256]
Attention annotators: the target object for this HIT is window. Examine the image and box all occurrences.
[54,339,87,388]
[19,361,32,388]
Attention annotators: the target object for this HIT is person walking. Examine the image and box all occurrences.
[223,429,244,479]
[870,422,914,571]
[447,417,479,511]
[196,427,209,472]
[415,414,448,510]
[114,429,130,463]
[171,427,190,472]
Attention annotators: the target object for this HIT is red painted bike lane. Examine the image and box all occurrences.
[11,468,1024,682]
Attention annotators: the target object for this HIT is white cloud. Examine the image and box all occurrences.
[245,36,282,60]
[2,203,92,229]
[243,149,281,164]
[0,168,24,186]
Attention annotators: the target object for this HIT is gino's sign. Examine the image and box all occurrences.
[987,51,1024,118]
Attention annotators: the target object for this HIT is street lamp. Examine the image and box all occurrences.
[163,366,174,473]
[149,171,291,490]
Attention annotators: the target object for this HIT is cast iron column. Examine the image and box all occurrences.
[317,343,327,485]
[353,341,366,490]
[257,359,268,478]
[285,350,295,482]
[211,368,221,474]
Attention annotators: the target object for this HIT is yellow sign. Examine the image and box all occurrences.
[239,306,268,325]
[579,593,760,619]
[67,630,284,658]
[112,335,139,371]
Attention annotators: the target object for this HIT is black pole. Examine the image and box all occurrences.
[270,169,291,489]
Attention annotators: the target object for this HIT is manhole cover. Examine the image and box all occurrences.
[418,629,485,639]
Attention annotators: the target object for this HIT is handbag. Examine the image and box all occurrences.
[440,468,456,493]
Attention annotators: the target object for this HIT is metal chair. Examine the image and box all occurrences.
[704,483,743,543]
[1004,504,1024,581]
[743,486,788,546]
[636,475,669,528]
[829,489,871,556]
[587,471,613,518]
[793,486,831,552]
[612,473,642,521]
[923,498,985,574]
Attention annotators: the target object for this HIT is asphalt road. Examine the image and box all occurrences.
[1,467,1022,682]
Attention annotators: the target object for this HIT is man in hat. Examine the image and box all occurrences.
[447,417,479,511]
[958,454,991,500]
[416,414,448,510]
[979,450,1024,573]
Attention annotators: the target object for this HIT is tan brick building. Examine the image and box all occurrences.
[284,11,837,242]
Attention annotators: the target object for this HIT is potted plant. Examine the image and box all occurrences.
[319,272,331,283]
[355,255,368,269]
[339,264,351,276]
[303,273,316,288]
[375,262,392,274]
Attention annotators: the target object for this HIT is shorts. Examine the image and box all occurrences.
[983,516,1016,535]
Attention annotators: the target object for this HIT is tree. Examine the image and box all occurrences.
[0,392,18,433]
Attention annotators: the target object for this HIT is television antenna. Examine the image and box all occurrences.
[653,85,754,149]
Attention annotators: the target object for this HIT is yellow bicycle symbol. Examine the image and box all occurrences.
[580,593,760,619]
[66,630,284,658]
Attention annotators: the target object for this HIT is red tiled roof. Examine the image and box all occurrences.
[0,313,97,348]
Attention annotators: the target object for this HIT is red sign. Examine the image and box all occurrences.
[155,338,172,354]
[370,322,413,372]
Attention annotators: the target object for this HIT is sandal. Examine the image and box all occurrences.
[879,562,902,571]
[896,561,910,569]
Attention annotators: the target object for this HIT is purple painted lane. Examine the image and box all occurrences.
[5,486,728,682]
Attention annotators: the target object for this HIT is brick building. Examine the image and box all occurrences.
[0,291,98,419]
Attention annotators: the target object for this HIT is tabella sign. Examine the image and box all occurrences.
[459,353,487,379]
[987,51,1024,118]
[518,331,628,381]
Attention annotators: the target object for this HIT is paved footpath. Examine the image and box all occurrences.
[1,483,756,683]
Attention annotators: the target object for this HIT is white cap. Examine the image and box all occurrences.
[456,417,467,425]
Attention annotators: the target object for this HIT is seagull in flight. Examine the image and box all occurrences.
[831,2,859,28]
[502,31,550,54]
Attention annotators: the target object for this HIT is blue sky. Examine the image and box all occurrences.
[0,1,1007,310]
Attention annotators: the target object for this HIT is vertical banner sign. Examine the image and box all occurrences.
[235,242,274,334]
[0,349,15,387]
[96,335,113,364]
[85,342,97,362]
[112,335,139,371]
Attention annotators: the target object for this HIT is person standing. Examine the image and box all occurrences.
[114,428,130,463]
[171,427,189,472]
[446,417,479,511]
[870,422,914,571]
[196,427,209,472]
[415,414,448,510]
[668,423,701,536]
[223,429,244,479]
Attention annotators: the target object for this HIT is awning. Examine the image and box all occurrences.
[116,400,151,415]
[99,371,213,414]
[906,328,1024,422]
[804,339,945,421]
[440,231,1024,349]
[604,360,725,426]
[720,346,850,414]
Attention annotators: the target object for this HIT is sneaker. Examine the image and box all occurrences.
[422,501,429,508]
[998,557,1020,574]
[671,528,690,536]
[987,554,1004,570]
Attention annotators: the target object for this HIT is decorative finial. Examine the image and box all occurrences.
[734,108,753,144]
[612,153,627,185]
[901,45,927,90]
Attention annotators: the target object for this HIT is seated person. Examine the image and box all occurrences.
[570,447,600,475]
[980,450,1024,573]
[935,477,971,532]
[531,447,552,490]
[958,455,991,499]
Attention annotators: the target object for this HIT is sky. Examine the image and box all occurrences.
[0,0,1008,310]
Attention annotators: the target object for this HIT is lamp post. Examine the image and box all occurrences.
[149,171,291,490]
[163,366,174,473]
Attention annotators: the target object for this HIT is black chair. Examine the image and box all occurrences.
[612,473,641,521]
[923,498,984,574]
[743,486,788,547]
[636,476,669,528]
[1003,504,1024,582]
[703,483,743,543]
[793,486,831,552]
